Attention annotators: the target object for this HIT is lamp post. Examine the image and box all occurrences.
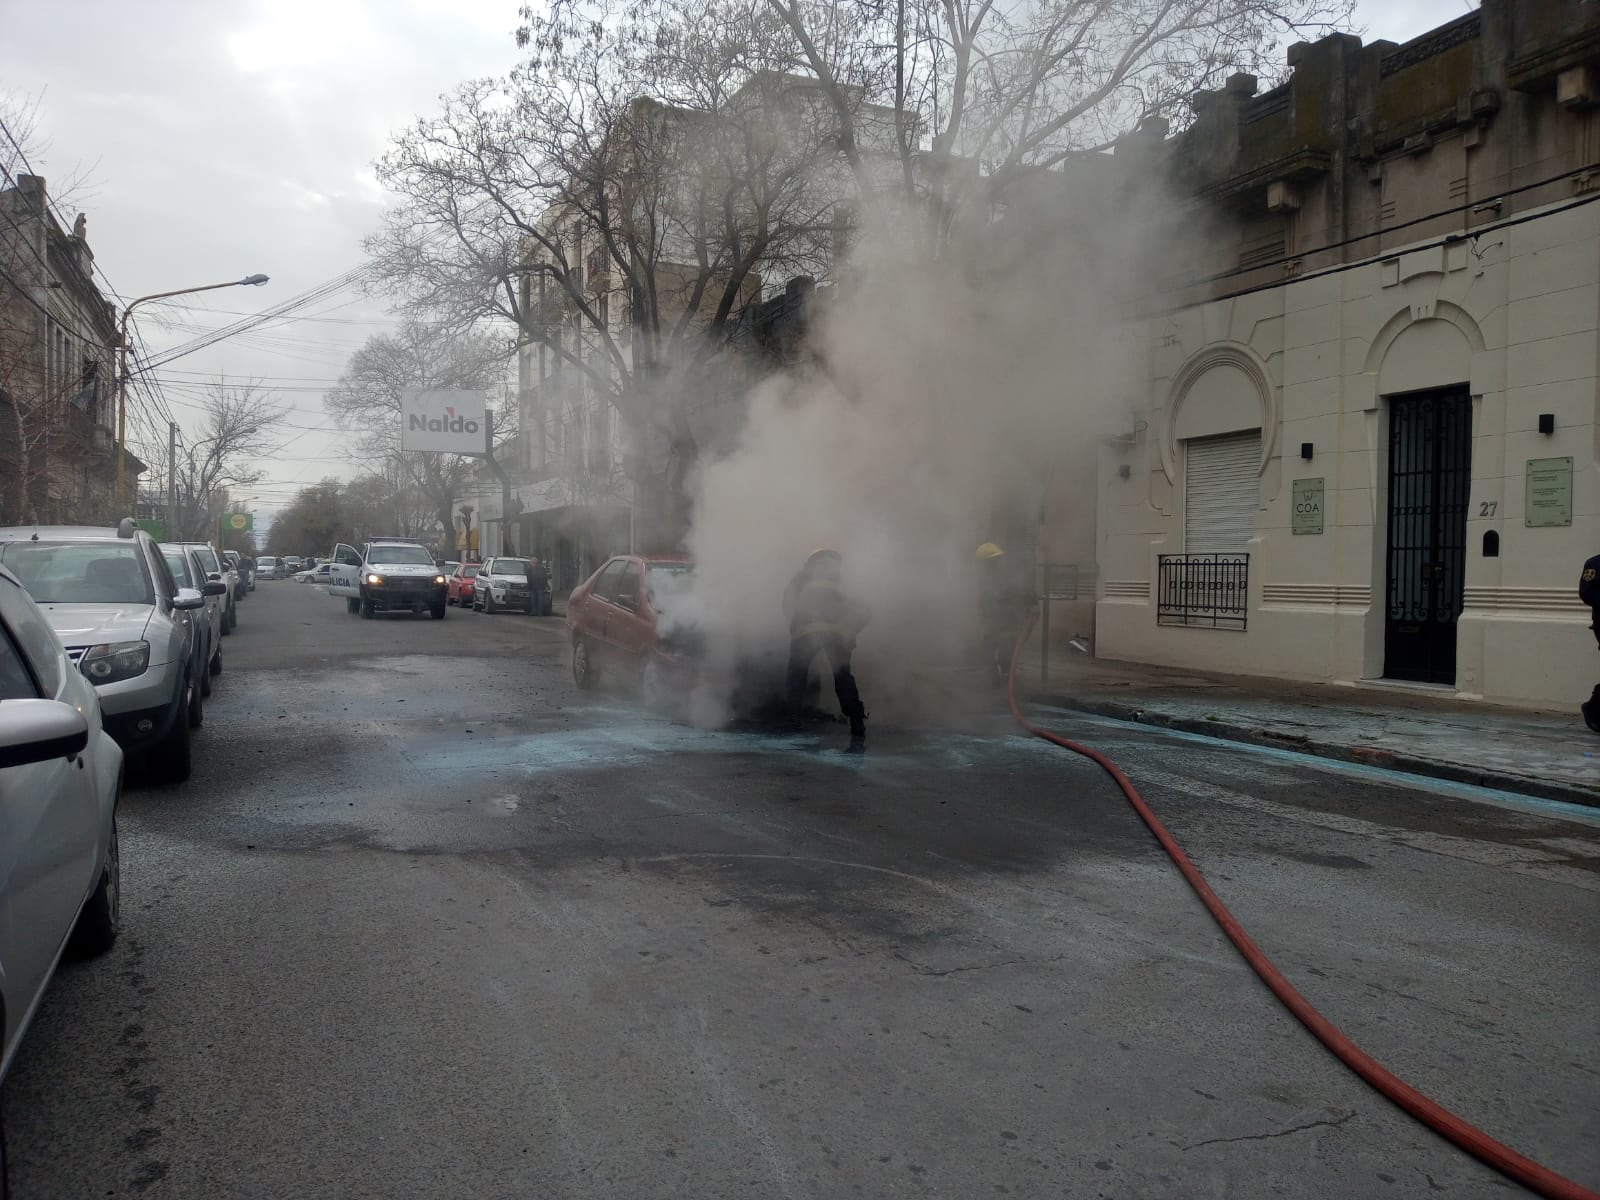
[116,274,269,509]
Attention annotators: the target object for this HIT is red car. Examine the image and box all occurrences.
[447,562,481,606]
[567,555,694,692]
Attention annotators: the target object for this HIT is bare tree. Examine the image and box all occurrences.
[170,384,286,541]
[367,7,848,546]
[323,321,513,543]
[739,0,1356,240]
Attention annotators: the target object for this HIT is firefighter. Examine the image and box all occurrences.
[1581,552,1600,733]
[784,548,869,741]
[976,542,1034,681]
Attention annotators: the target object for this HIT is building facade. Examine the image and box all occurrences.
[0,174,142,524]
[1095,0,1600,709]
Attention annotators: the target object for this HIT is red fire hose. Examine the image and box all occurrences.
[1005,635,1598,1200]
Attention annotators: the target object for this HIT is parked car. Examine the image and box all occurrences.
[295,563,336,586]
[174,541,237,636]
[327,538,448,619]
[447,562,480,607]
[566,555,695,692]
[160,544,224,692]
[474,557,537,614]
[0,520,213,781]
[256,556,282,581]
[0,561,123,1189]
[222,550,250,602]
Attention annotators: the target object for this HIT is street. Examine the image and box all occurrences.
[5,580,1597,1200]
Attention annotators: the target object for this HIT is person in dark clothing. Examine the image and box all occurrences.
[784,549,870,740]
[529,558,552,616]
[1580,553,1600,733]
[976,542,1034,681]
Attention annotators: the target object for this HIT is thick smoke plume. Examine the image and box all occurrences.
[673,168,1179,725]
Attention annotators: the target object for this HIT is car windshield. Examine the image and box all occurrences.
[462,565,481,577]
[0,542,152,605]
[491,560,530,576]
[367,545,434,565]
[161,550,194,586]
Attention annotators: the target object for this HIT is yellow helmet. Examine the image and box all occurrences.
[976,542,1005,559]
[808,547,840,563]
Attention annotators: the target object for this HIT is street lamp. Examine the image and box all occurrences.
[116,274,270,508]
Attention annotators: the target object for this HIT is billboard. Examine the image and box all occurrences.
[401,389,488,454]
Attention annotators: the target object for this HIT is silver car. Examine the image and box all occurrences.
[474,557,534,614]
[176,541,237,636]
[0,561,122,1191]
[0,521,211,783]
[162,544,225,691]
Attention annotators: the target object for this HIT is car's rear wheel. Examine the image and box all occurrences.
[210,647,223,677]
[152,685,193,783]
[573,637,600,690]
[69,806,120,957]
[200,650,213,697]
[360,596,375,619]
[347,597,360,615]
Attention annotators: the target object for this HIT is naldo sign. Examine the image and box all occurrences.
[401,389,488,454]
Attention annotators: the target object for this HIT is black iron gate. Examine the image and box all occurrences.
[1384,388,1471,684]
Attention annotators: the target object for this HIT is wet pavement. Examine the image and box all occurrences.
[5,581,1598,1199]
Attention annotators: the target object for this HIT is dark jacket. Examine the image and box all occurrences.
[979,556,1033,631]
[784,562,869,642]
[1582,555,1600,639]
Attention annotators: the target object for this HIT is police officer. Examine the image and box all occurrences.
[783,549,869,742]
[1581,552,1600,733]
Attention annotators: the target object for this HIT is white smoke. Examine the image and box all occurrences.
[674,166,1177,724]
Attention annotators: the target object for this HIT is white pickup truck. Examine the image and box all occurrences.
[328,538,448,620]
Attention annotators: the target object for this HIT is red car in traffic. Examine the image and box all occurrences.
[447,562,481,606]
[566,555,694,692]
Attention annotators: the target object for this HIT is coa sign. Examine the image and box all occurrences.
[401,389,488,454]
[1291,477,1324,535]
[225,513,252,532]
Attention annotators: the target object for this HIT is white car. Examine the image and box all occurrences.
[0,561,122,1192]
[294,563,335,585]
[256,557,281,581]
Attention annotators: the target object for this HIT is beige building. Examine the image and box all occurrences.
[1094,0,1600,709]
[0,174,142,524]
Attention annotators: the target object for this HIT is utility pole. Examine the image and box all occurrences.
[166,420,177,537]
[114,273,270,509]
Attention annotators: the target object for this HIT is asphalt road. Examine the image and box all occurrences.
[6,580,1598,1199]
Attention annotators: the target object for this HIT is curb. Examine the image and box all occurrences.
[1030,693,1600,810]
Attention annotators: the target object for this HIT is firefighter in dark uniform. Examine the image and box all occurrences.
[784,549,869,741]
[1581,553,1600,733]
[976,542,1035,681]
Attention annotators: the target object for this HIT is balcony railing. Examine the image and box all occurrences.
[1157,554,1249,630]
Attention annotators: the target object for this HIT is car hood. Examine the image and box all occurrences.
[39,603,154,648]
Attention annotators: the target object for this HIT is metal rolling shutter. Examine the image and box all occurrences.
[1184,431,1261,553]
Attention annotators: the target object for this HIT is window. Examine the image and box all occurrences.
[0,624,41,700]
[615,563,641,609]
[334,545,362,567]
[0,575,64,697]
[366,545,433,566]
[149,545,178,597]
[1184,431,1260,553]
[591,559,627,602]
[162,549,195,586]
[0,542,153,605]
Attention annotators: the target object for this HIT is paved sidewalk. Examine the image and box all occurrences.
[1021,653,1600,807]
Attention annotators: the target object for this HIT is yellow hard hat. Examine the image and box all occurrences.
[976,542,1004,559]
[808,547,839,563]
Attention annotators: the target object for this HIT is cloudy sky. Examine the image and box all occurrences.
[3,0,1470,522]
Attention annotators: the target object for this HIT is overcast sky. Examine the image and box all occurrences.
[2,0,1470,522]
